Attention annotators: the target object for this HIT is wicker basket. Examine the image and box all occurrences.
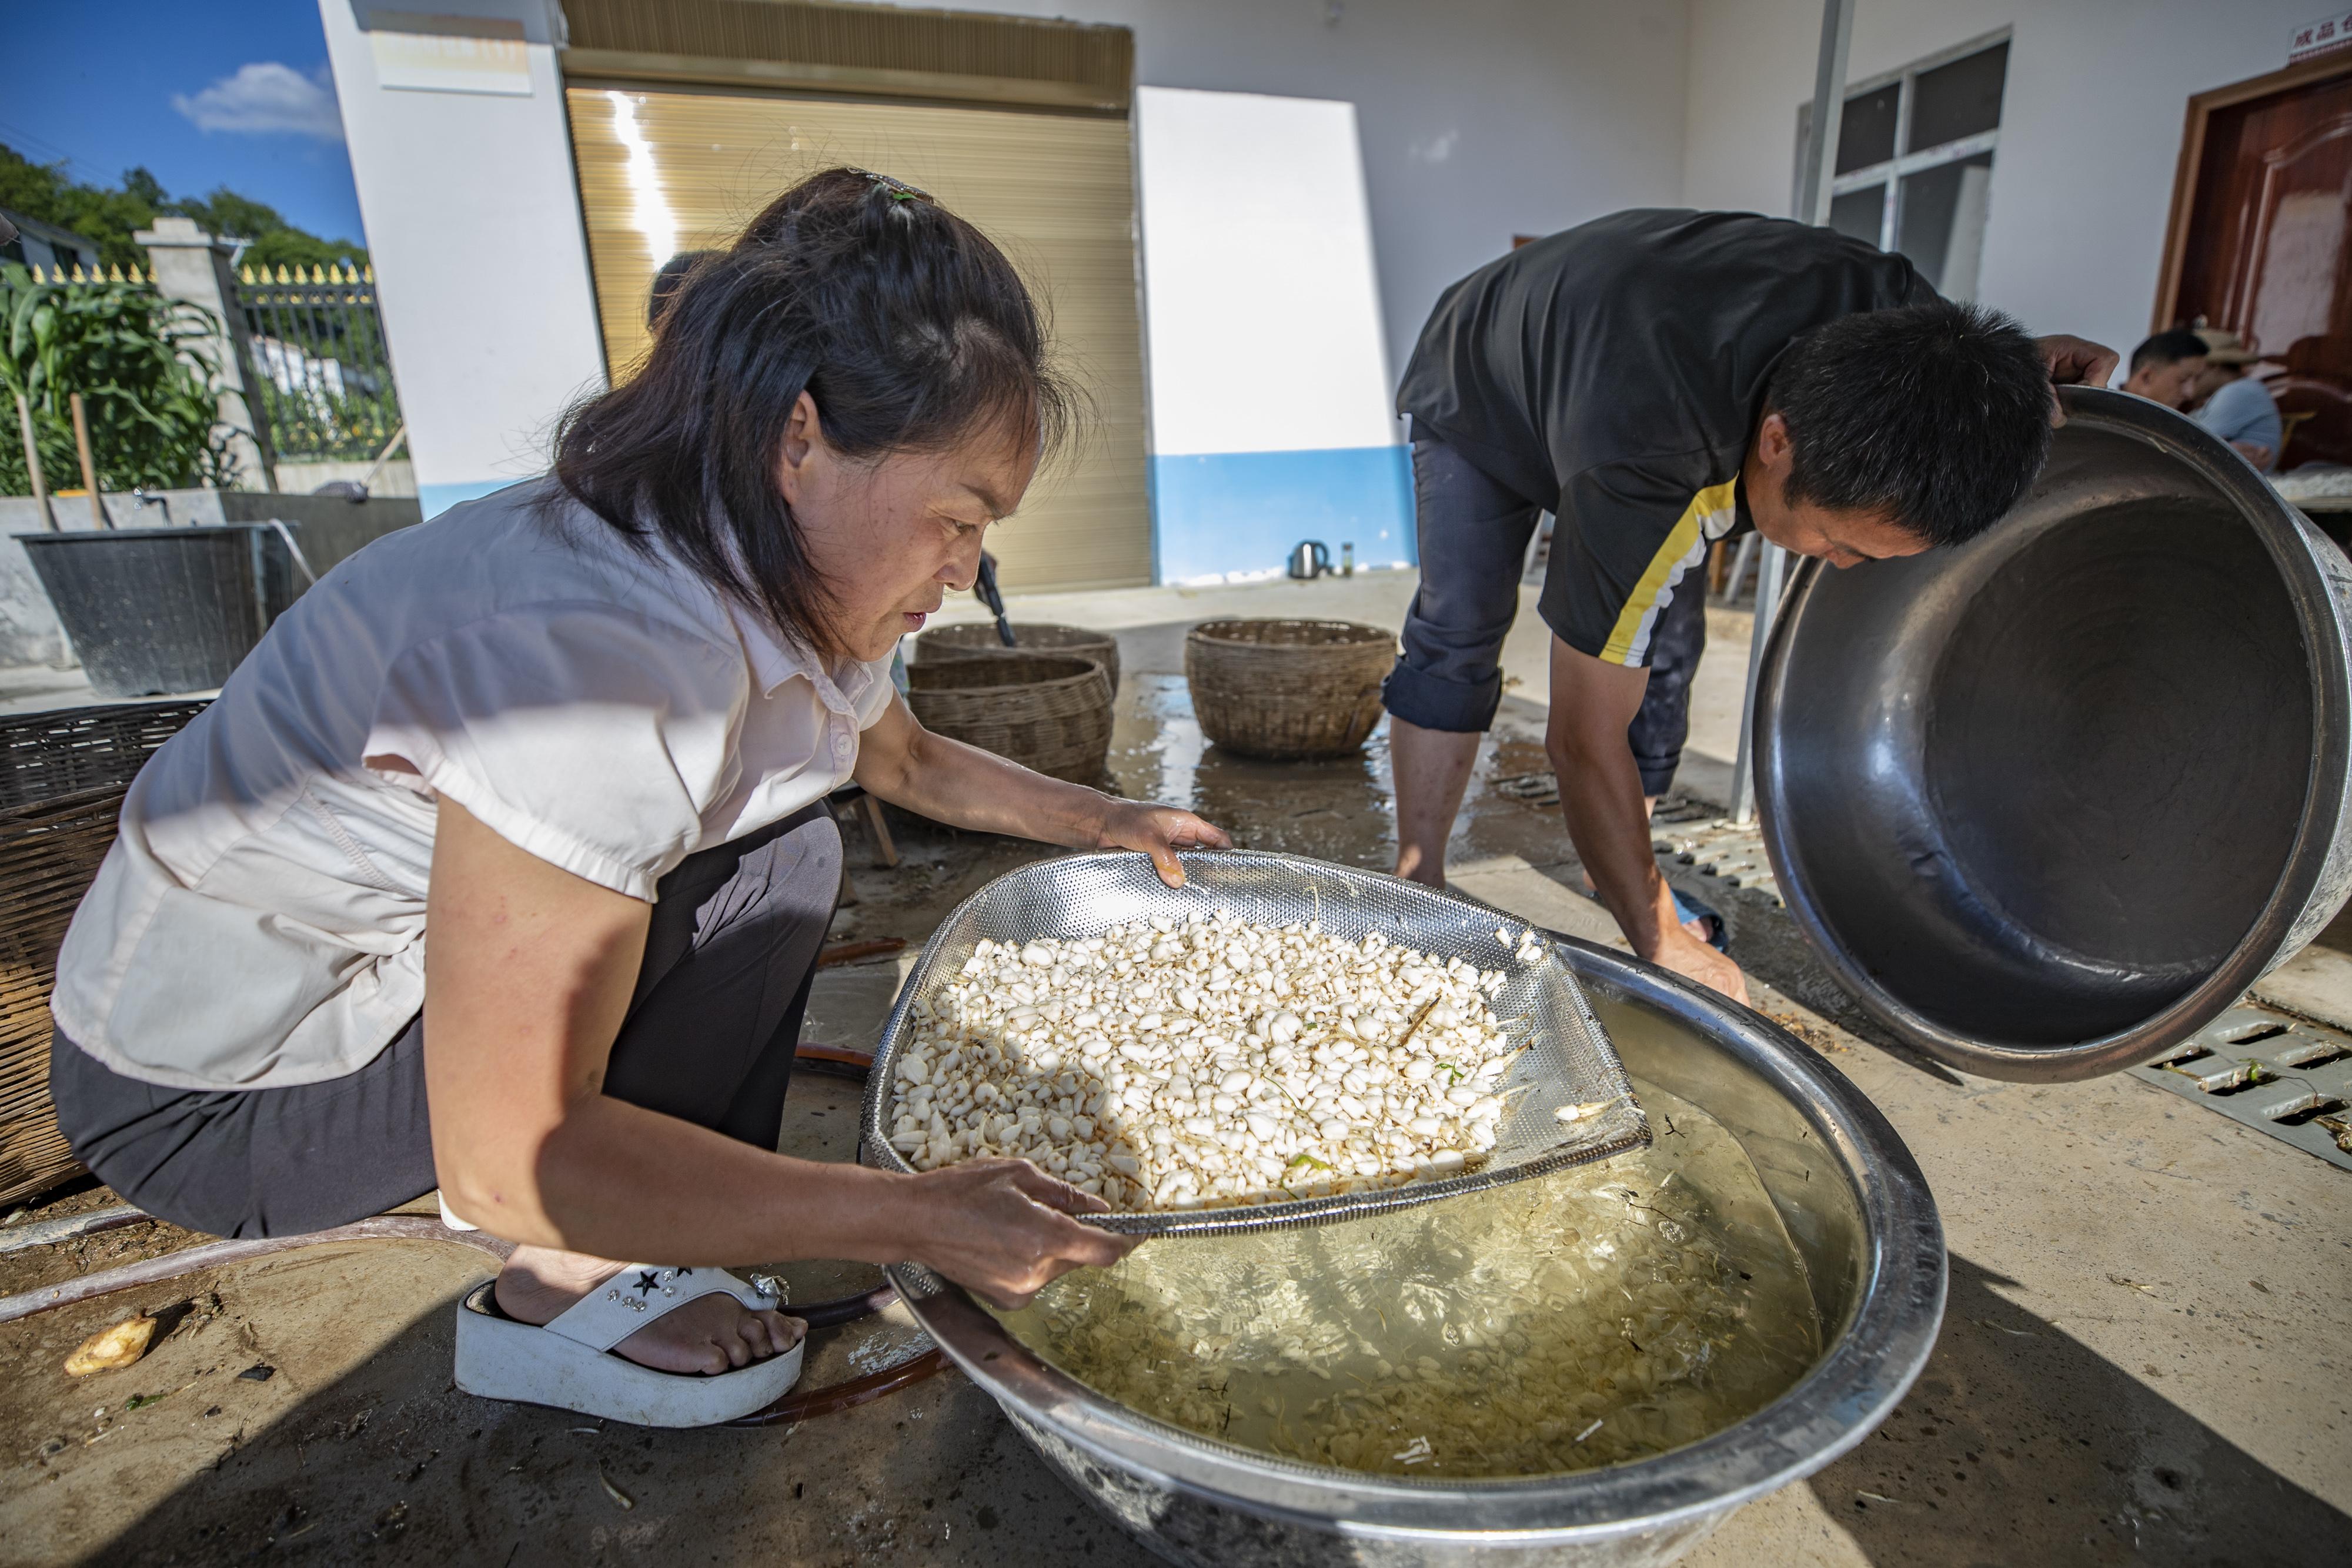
[906,654,1114,784]
[914,621,1120,696]
[0,698,212,810]
[1185,618,1396,760]
[1,700,208,1206]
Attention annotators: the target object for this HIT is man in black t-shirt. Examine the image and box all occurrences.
[1387,209,2114,1003]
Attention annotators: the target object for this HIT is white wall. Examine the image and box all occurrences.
[924,0,1692,418]
[1682,0,2328,363]
[319,0,606,516]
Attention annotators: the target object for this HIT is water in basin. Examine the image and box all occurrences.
[995,1079,1822,1477]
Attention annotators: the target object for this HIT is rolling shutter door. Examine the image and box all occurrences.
[565,86,1151,592]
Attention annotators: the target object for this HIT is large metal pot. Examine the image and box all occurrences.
[1752,387,2352,1080]
[890,941,1945,1566]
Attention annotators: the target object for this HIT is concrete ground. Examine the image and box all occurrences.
[1,570,2346,1566]
[0,660,143,717]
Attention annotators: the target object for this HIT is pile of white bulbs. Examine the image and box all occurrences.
[887,911,1548,1211]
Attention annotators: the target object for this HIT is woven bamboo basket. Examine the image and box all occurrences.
[906,654,1114,784]
[1,700,208,1206]
[914,621,1121,696]
[1185,618,1396,760]
[1,698,212,810]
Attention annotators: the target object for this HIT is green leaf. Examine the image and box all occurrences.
[0,270,241,492]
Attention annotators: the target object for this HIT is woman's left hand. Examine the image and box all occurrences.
[856,698,1230,885]
[1098,801,1232,888]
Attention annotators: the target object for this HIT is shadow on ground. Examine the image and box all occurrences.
[33,1247,2347,1567]
[1804,1253,2348,1566]
[0,1058,1155,1568]
[46,1288,1151,1567]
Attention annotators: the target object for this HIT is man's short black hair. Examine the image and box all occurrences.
[1768,300,2052,549]
[2129,328,2208,374]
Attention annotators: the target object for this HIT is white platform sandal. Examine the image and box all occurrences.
[455,1266,803,1427]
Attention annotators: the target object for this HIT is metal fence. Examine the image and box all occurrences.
[234,265,403,463]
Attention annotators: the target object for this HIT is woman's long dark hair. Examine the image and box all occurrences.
[549,168,1073,658]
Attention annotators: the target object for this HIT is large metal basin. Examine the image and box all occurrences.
[889,940,1945,1566]
[1753,387,2352,1080]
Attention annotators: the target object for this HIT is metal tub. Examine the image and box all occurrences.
[1752,387,2352,1079]
[889,940,1944,1566]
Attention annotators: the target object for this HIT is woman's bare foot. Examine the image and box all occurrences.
[493,1245,805,1375]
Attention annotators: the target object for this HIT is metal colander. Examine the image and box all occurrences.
[858,850,1649,1237]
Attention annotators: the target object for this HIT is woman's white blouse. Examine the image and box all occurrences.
[51,480,897,1091]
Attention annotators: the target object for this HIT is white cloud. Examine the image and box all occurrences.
[172,63,344,142]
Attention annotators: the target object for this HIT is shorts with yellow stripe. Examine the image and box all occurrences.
[1384,443,1726,795]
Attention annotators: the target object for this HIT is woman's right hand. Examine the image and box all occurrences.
[898,1158,1140,1308]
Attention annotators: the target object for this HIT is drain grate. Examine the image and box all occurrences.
[2130,1005,2352,1171]
[1651,818,1784,908]
[1491,771,1561,807]
[1490,773,1786,908]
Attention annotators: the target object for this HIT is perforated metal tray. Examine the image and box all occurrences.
[857,849,1649,1236]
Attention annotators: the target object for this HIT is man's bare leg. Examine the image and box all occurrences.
[1391,716,1482,888]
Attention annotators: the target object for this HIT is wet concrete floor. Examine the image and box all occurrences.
[1,573,2345,1566]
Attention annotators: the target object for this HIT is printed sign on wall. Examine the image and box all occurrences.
[2289,9,2352,63]
[363,10,532,96]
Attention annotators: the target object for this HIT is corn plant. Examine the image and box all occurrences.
[0,263,241,496]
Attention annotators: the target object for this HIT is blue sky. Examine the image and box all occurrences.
[8,1,369,244]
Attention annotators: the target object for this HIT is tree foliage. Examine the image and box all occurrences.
[0,150,159,273]
[0,263,240,495]
[0,143,368,276]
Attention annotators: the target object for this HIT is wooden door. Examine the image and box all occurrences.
[2159,57,2352,469]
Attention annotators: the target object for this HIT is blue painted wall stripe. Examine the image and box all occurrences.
[1151,445,1414,584]
[417,477,529,519]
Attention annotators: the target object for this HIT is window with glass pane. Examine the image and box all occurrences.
[1836,85,1899,175]
[1794,38,2008,299]
[1899,153,1994,296]
[1910,43,2008,151]
[1829,186,1886,248]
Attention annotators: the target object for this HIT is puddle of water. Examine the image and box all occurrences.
[1110,674,1399,867]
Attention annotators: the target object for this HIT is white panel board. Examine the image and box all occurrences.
[320,0,607,514]
[1136,86,1398,457]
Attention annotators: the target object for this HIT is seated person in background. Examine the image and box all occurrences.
[2189,329,2283,470]
[2119,328,2207,409]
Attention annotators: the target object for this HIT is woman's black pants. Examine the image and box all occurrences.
[48,804,840,1240]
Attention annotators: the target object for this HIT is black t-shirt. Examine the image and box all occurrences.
[1398,209,1934,666]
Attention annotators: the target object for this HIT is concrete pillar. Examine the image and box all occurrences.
[318,0,606,518]
[132,216,278,492]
